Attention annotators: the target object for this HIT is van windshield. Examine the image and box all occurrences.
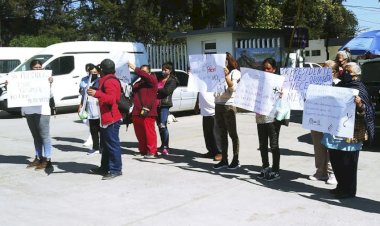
[14,55,53,71]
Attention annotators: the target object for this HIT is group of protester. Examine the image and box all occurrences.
[20,49,375,199]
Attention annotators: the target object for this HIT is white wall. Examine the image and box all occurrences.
[186,32,234,55]
[303,39,327,63]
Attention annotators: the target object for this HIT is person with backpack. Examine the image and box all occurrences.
[87,59,123,180]
[128,63,158,158]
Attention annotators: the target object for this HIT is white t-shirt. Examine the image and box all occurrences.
[214,69,241,105]
[199,92,215,116]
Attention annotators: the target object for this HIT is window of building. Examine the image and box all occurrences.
[203,41,217,54]
[304,50,310,57]
[311,50,321,56]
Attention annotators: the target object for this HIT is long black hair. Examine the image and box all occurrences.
[162,62,176,77]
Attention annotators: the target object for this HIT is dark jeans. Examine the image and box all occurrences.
[203,115,220,155]
[257,121,281,172]
[100,121,122,174]
[215,104,239,161]
[89,119,100,151]
[329,149,359,195]
[157,106,170,149]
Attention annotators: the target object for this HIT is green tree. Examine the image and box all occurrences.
[9,35,61,47]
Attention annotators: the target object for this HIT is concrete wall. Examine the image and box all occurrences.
[186,32,234,55]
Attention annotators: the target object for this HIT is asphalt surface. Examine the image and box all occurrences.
[0,110,379,226]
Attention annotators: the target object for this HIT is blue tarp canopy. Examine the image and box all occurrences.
[340,30,380,56]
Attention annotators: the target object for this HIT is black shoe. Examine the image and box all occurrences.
[88,167,107,175]
[227,159,240,170]
[102,171,122,180]
[265,171,281,181]
[213,160,228,170]
[257,167,270,179]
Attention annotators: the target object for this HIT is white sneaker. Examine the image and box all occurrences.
[82,136,93,147]
[309,174,328,181]
[326,174,337,185]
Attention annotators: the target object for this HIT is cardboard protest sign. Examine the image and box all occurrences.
[7,70,52,107]
[302,84,359,138]
[188,54,226,92]
[110,51,131,84]
[280,67,332,110]
[235,67,284,117]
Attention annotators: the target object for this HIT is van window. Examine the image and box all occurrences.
[0,59,21,73]
[45,56,74,76]
[15,55,53,71]
[176,71,188,86]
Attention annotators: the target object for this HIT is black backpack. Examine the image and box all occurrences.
[100,76,132,114]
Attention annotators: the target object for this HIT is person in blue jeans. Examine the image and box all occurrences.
[156,62,179,155]
[87,59,123,180]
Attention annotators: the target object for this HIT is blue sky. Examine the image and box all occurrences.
[343,0,380,33]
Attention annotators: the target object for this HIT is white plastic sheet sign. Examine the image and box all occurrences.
[302,84,359,138]
[7,70,52,107]
[188,54,226,92]
[110,51,131,84]
[280,67,332,110]
[235,67,284,117]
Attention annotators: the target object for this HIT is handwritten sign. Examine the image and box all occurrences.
[235,67,284,117]
[188,54,226,92]
[110,51,131,84]
[302,84,359,138]
[7,70,52,107]
[280,67,332,110]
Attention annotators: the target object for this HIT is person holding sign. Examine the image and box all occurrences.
[128,63,159,158]
[23,60,54,170]
[78,64,101,155]
[256,58,282,181]
[156,62,179,156]
[213,52,241,170]
[309,60,338,185]
[321,62,375,199]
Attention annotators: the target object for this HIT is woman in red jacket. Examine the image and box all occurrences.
[128,62,159,158]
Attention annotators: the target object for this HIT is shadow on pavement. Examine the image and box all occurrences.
[52,161,98,174]
[135,147,380,215]
[53,136,85,144]
[53,144,88,153]
[0,154,30,164]
[297,132,313,145]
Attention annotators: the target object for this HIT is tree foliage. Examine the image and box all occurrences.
[0,0,358,47]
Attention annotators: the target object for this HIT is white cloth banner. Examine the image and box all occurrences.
[7,70,52,108]
[235,67,284,116]
[280,67,332,110]
[302,84,359,138]
[110,51,131,84]
[188,54,226,92]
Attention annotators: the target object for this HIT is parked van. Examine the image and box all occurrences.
[0,47,43,76]
[0,41,148,113]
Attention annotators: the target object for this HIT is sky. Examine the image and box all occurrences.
[343,0,380,33]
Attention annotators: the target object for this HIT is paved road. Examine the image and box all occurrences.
[0,111,379,226]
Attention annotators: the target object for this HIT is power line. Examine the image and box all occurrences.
[343,4,380,12]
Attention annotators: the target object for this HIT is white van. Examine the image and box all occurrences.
[0,41,148,113]
[0,47,43,78]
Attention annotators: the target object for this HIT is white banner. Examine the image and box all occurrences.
[110,51,131,84]
[302,84,359,138]
[188,54,226,92]
[7,70,52,107]
[280,67,332,110]
[235,67,285,117]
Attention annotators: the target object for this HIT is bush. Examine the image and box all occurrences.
[9,35,61,47]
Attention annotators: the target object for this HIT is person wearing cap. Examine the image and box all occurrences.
[87,58,123,180]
